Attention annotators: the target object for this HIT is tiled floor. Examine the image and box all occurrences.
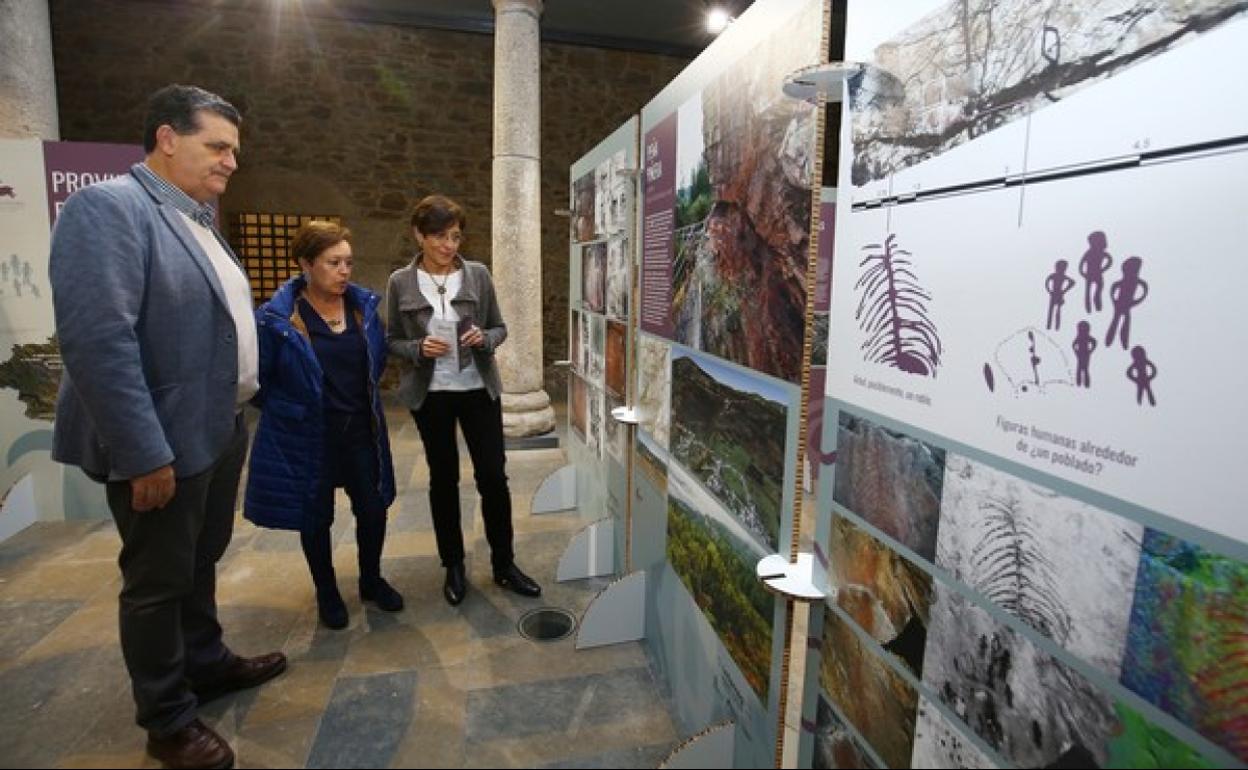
[0,401,681,768]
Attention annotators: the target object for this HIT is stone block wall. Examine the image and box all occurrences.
[49,0,687,393]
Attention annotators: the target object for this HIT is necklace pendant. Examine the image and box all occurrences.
[437,286,446,295]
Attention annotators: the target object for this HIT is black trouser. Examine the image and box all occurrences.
[412,389,514,571]
[300,411,388,593]
[105,414,248,736]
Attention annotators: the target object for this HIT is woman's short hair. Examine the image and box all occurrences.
[289,220,351,266]
[410,195,466,236]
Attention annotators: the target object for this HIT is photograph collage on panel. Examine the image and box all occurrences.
[570,141,634,465]
[635,0,829,754]
[813,1,1248,766]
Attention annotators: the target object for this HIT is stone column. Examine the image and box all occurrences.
[491,0,555,437]
[0,0,59,139]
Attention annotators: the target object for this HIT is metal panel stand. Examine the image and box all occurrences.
[574,570,645,649]
[530,463,577,514]
[556,517,616,581]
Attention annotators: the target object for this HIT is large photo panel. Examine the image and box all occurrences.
[640,0,824,383]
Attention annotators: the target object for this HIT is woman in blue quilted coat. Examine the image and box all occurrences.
[245,220,399,629]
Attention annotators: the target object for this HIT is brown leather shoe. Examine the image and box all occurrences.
[191,651,288,705]
[146,718,235,769]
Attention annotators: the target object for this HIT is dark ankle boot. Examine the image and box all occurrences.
[316,587,348,630]
[360,576,404,612]
[443,563,467,606]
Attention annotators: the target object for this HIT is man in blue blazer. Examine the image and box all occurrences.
[49,84,286,770]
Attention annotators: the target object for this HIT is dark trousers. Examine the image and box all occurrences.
[300,411,388,593]
[413,389,513,571]
[105,415,248,735]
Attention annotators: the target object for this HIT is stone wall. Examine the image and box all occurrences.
[49,0,688,392]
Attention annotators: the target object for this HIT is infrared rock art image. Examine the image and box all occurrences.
[937,454,1142,677]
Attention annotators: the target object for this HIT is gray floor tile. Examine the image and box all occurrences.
[306,670,418,769]
[466,666,657,742]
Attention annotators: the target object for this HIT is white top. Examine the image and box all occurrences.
[417,268,485,392]
[179,212,259,405]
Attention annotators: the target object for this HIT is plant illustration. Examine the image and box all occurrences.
[855,234,942,376]
[969,492,1072,644]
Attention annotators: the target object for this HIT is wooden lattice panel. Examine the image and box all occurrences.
[227,212,340,305]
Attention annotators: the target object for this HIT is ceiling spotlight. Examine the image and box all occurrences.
[707,7,732,34]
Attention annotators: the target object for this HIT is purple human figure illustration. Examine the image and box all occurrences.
[1126,345,1157,406]
[1072,320,1096,388]
[1044,259,1076,331]
[1078,231,1113,313]
[1105,256,1148,350]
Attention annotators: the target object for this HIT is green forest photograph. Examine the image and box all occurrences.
[667,461,774,700]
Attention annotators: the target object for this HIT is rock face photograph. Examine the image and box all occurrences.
[587,313,605,389]
[582,241,607,314]
[813,694,880,769]
[607,149,632,235]
[833,410,946,561]
[1120,530,1248,763]
[571,167,597,242]
[670,351,789,551]
[606,236,630,321]
[667,0,820,383]
[577,311,591,377]
[666,461,774,700]
[635,334,671,449]
[819,606,919,770]
[586,382,604,460]
[922,582,1123,768]
[570,374,587,441]
[605,319,626,398]
[636,430,669,488]
[910,696,997,769]
[850,0,1248,187]
[936,454,1143,677]
[605,394,627,464]
[829,514,933,678]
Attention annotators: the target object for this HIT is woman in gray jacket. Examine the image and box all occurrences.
[385,194,541,606]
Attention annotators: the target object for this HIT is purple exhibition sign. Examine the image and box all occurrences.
[42,141,143,225]
[639,112,677,338]
[815,201,835,313]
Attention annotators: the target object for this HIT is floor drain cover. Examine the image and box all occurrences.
[517,607,577,642]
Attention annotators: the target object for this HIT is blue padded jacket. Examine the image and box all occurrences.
[244,276,396,530]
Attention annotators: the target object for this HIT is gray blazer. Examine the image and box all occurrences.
[50,168,244,480]
[385,256,507,410]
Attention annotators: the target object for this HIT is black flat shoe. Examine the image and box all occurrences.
[444,563,467,606]
[360,577,404,612]
[361,576,404,611]
[494,563,541,597]
[316,588,349,630]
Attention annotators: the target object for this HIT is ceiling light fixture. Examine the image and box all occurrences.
[707,7,732,34]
